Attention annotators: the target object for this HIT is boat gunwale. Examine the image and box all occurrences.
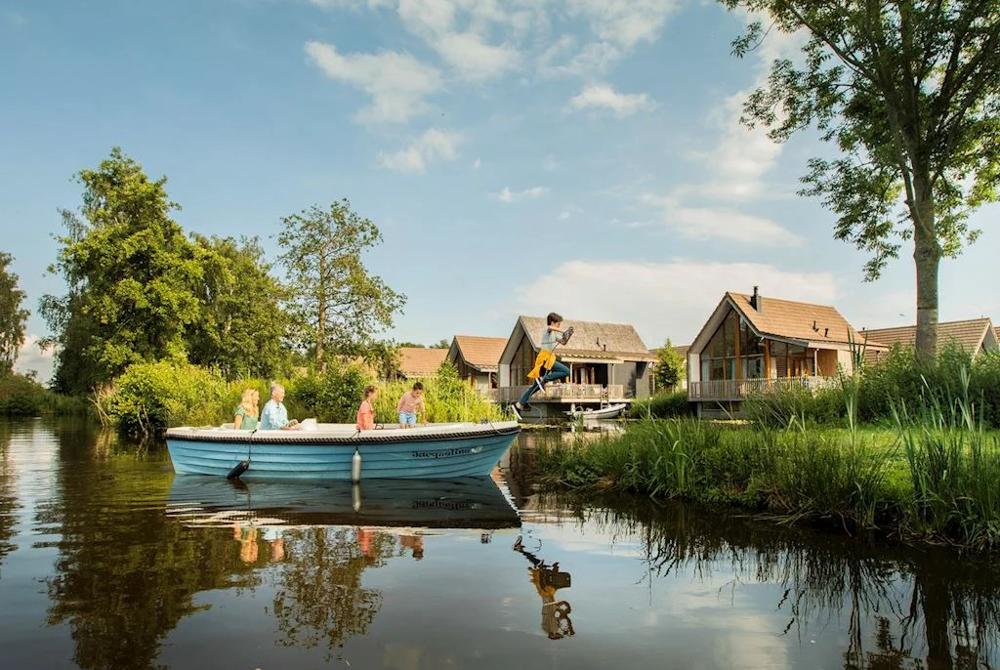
[166,422,521,445]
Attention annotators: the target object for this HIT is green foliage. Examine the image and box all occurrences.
[277,200,406,369]
[0,373,87,416]
[721,1,1000,356]
[0,252,29,373]
[42,148,205,393]
[186,235,292,380]
[373,362,506,424]
[291,364,371,423]
[102,361,233,433]
[629,390,692,419]
[653,339,686,390]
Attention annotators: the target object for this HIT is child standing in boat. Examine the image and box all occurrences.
[356,385,377,431]
[514,312,573,412]
[396,382,426,428]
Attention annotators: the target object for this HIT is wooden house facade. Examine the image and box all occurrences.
[446,335,507,391]
[497,316,655,411]
[687,288,886,417]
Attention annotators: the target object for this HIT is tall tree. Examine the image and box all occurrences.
[277,200,405,371]
[0,253,29,374]
[721,1,1000,356]
[186,235,291,380]
[42,149,204,393]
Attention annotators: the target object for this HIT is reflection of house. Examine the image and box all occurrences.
[687,288,886,417]
[446,336,506,391]
[861,318,999,362]
[497,315,655,412]
[396,347,447,379]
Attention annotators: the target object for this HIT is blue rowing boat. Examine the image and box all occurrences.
[165,421,521,480]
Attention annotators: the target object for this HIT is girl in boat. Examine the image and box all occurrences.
[356,385,377,431]
[233,388,260,430]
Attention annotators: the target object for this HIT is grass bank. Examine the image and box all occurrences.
[536,395,1000,550]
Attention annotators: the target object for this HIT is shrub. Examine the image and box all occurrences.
[629,390,693,419]
[102,361,232,433]
[0,373,87,416]
[290,364,370,423]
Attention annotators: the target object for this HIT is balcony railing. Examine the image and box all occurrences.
[493,383,626,404]
[688,376,831,401]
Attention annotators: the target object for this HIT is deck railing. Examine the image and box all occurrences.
[493,383,626,404]
[688,376,831,401]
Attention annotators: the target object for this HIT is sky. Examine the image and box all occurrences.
[3,0,998,381]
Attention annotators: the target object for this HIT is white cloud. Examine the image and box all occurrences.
[304,41,442,123]
[641,194,802,246]
[514,260,837,344]
[433,32,519,81]
[558,210,571,220]
[568,83,653,117]
[13,335,55,383]
[567,0,681,50]
[494,186,548,203]
[472,157,481,169]
[378,128,462,173]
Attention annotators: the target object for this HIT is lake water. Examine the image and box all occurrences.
[1,418,998,670]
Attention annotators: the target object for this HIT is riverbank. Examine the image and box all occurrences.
[535,405,1000,550]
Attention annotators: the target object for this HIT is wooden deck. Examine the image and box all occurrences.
[493,383,626,404]
[688,376,831,402]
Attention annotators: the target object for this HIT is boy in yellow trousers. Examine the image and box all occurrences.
[514,312,573,412]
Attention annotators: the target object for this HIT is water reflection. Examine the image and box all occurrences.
[0,420,998,670]
[513,535,575,640]
[532,493,1000,669]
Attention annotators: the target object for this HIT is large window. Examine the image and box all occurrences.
[700,309,765,381]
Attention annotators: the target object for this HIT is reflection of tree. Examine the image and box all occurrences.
[38,420,261,670]
[533,492,1000,670]
[0,422,19,571]
[272,527,394,657]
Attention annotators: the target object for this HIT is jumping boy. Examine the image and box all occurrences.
[514,312,573,412]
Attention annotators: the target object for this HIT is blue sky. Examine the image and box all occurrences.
[3,0,998,380]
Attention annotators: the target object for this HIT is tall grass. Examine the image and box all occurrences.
[894,371,1000,549]
[372,363,507,424]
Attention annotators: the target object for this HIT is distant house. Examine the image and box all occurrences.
[396,347,448,380]
[686,288,886,417]
[861,318,999,362]
[497,315,656,412]
[446,335,506,391]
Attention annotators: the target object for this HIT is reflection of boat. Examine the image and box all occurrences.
[166,476,522,529]
[165,422,520,480]
[564,403,628,420]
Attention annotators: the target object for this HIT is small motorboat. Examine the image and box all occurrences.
[165,421,520,481]
[165,476,522,530]
[564,403,628,420]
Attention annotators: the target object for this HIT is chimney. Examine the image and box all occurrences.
[750,286,762,312]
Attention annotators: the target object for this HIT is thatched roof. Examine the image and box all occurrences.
[861,318,995,354]
[515,315,655,362]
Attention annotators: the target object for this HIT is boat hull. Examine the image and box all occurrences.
[166,423,520,480]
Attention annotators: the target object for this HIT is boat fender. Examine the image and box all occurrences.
[227,428,257,480]
[352,448,362,483]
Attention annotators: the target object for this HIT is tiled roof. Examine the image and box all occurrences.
[452,335,507,371]
[727,292,865,346]
[398,347,447,377]
[518,316,655,361]
[861,318,993,353]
